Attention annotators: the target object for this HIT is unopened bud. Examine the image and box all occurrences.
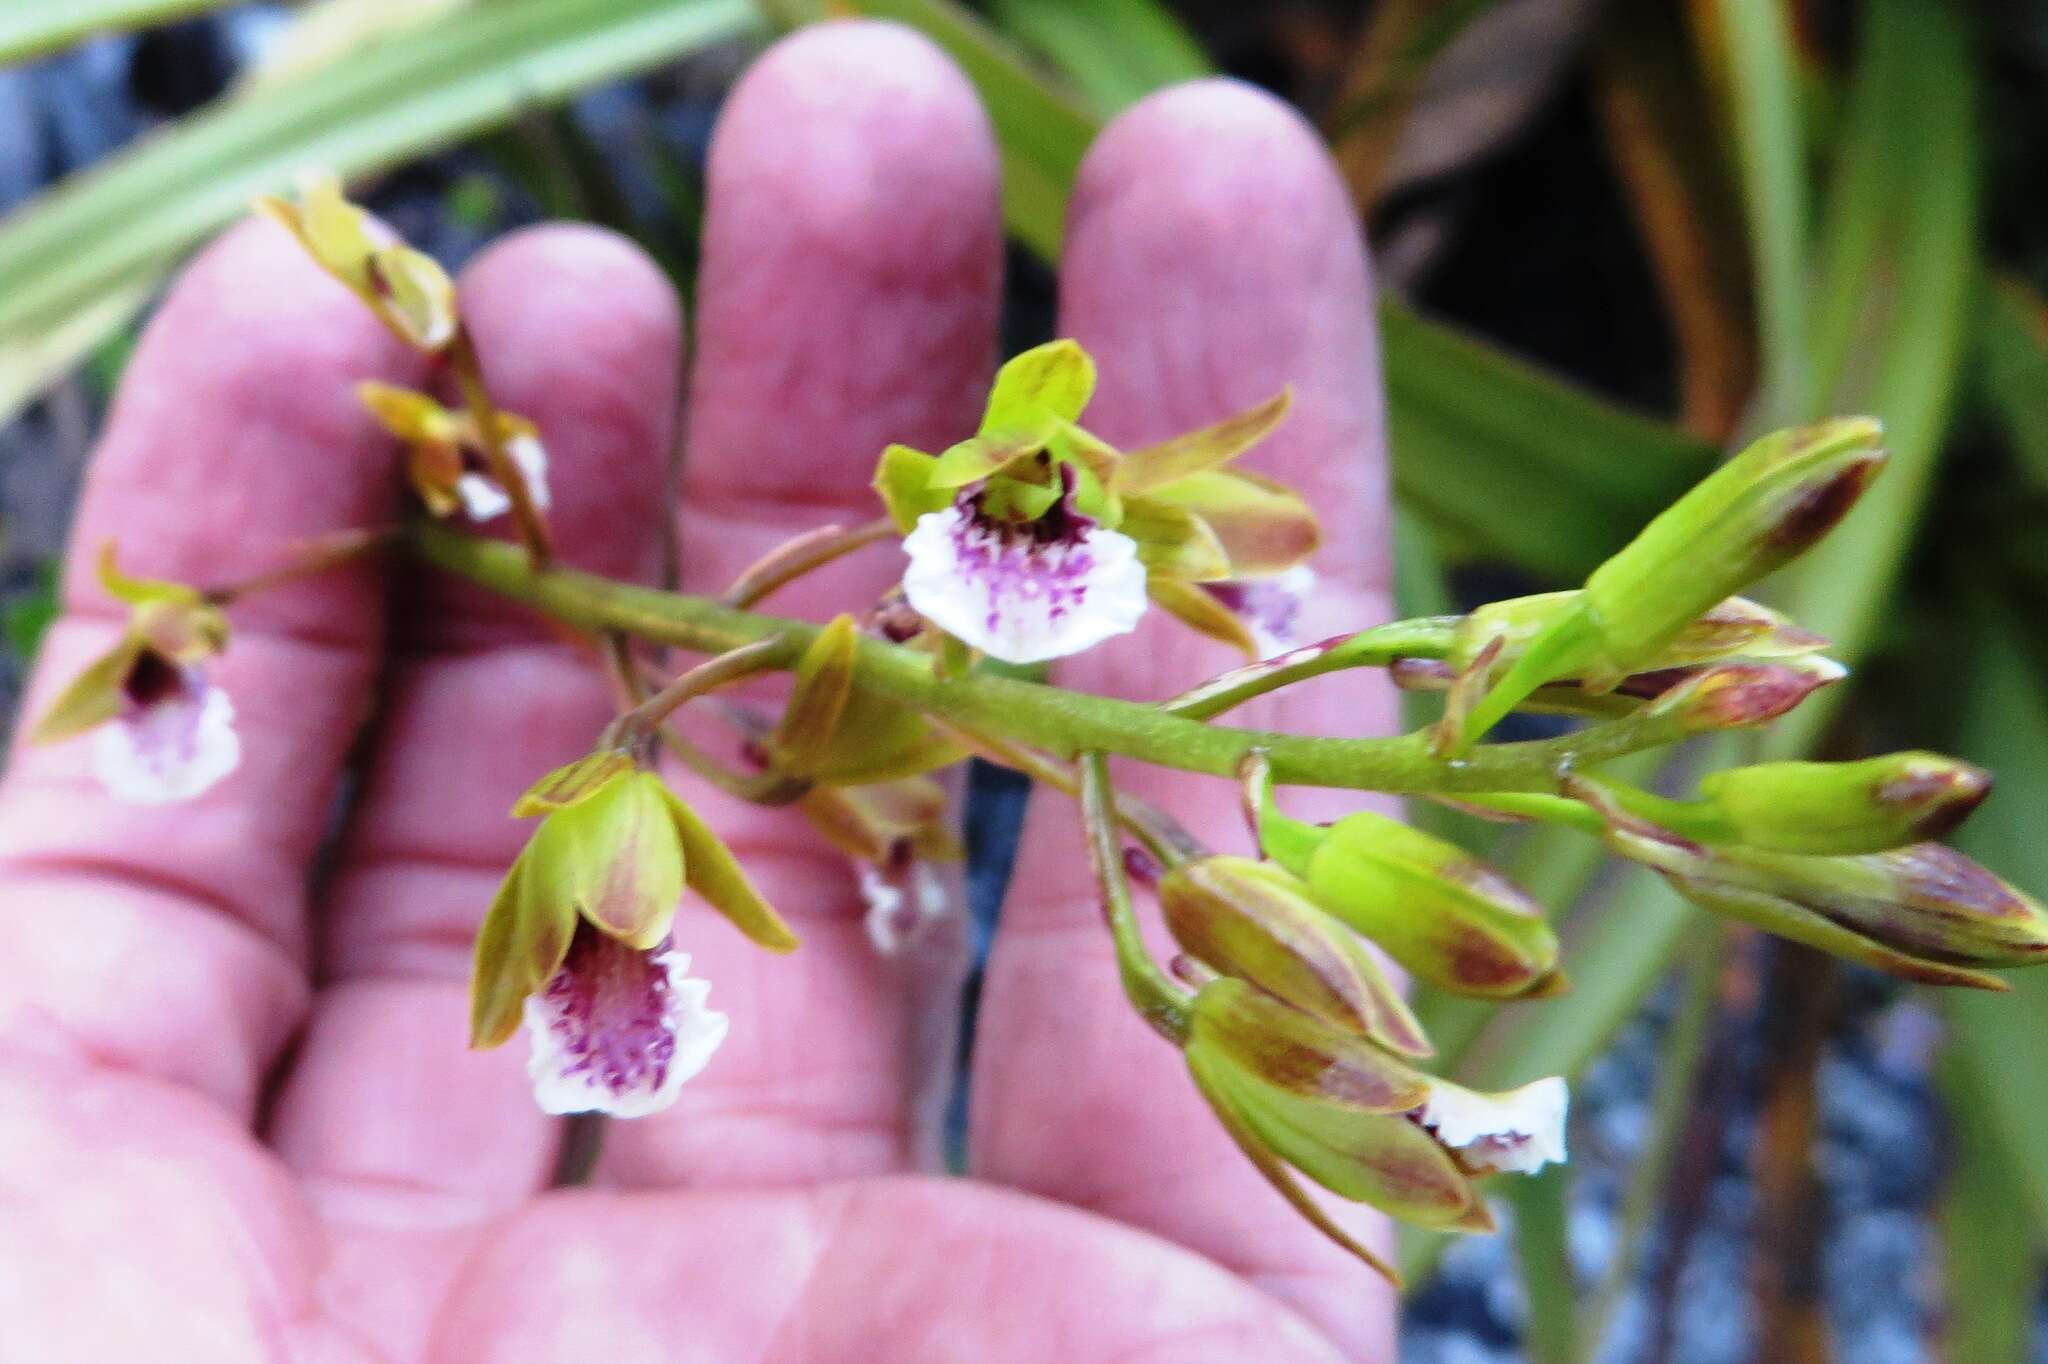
[1594,805,2048,989]
[1161,856,1431,1057]
[1184,979,1489,1235]
[1641,656,1846,734]
[1696,752,1991,855]
[1578,418,1885,684]
[1456,420,1881,742]
[1261,806,1559,998]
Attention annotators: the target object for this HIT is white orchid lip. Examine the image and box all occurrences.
[92,655,241,805]
[456,432,552,523]
[1206,565,1317,658]
[523,925,727,1119]
[1412,1075,1569,1176]
[900,486,1147,665]
[858,851,952,957]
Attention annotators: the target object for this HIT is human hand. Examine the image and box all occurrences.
[0,23,1397,1362]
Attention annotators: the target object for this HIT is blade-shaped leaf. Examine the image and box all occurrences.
[0,0,231,65]
[0,0,759,423]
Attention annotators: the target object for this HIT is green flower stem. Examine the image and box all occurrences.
[1080,750,1192,1045]
[721,516,896,609]
[928,717,1202,867]
[448,324,555,567]
[607,634,793,748]
[1446,782,1734,845]
[1160,618,1459,721]
[410,526,1689,797]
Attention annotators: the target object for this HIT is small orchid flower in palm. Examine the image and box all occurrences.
[469,750,797,1118]
[32,545,239,805]
[875,340,1318,664]
[358,382,552,524]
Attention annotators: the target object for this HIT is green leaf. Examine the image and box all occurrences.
[1938,1054,2036,1361]
[1943,600,2048,1242]
[985,0,1209,115]
[3,560,58,665]
[1711,0,1811,422]
[1977,273,2048,492]
[837,0,1095,261]
[0,0,760,423]
[1767,0,1977,697]
[0,0,231,65]
[1382,302,1717,580]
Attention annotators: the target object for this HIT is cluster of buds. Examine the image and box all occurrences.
[1440,418,1886,749]
[873,340,1320,664]
[1114,758,1570,1282]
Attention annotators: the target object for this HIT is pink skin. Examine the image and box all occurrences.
[0,23,1397,1364]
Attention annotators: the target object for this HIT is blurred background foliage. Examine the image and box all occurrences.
[3,1,2048,1359]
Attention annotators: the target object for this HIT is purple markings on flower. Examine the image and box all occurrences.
[523,923,728,1118]
[92,659,240,805]
[901,492,1147,664]
[1205,565,1317,659]
[1412,1075,1568,1176]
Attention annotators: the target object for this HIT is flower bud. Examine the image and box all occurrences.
[1594,807,2048,989]
[1261,806,1559,998]
[1448,591,1828,679]
[1185,980,1488,1235]
[1694,752,1991,854]
[1160,856,1431,1058]
[1639,656,1846,734]
[1456,420,1882,742]
[255,173,457,351]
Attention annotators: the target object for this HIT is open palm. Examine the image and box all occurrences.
[0,24,1400,1362]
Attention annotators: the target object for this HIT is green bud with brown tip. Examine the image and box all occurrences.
[1259,803,1559,999]
[1161,856,1431,1058]
[1458,418,1884,744]
[1185,980,1489,1238]
[1695,752,1992,855]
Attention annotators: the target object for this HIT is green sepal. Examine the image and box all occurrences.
[511,750,635,817]
[1162,856,1432,1058]
[522,771,682,949]
[1141,469,1319,578]
[29,635,143,744]
[1114,388,1291,494]
[468,853,576,1049]
[803,683,967,784]
[798,775,957,864]
[1187,1046,1409,1285]
[770,613,858,776]
[871,443,952,534]
[1147,578,1259,658]
[663,789,799,953]
[1188,980,1484,1232]
[97,541,202,609]
[1120,497,1232,582]
[1274,805,1560,999]
[981,338,1095,430]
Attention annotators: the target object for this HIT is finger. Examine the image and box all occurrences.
[969,81,1400,1353]
[263,226,682,1232]
[0,219,421,1113]
[594,20,1002,1190]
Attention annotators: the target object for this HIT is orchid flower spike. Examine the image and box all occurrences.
[468,751,797,1117]
[31,544,239,805]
